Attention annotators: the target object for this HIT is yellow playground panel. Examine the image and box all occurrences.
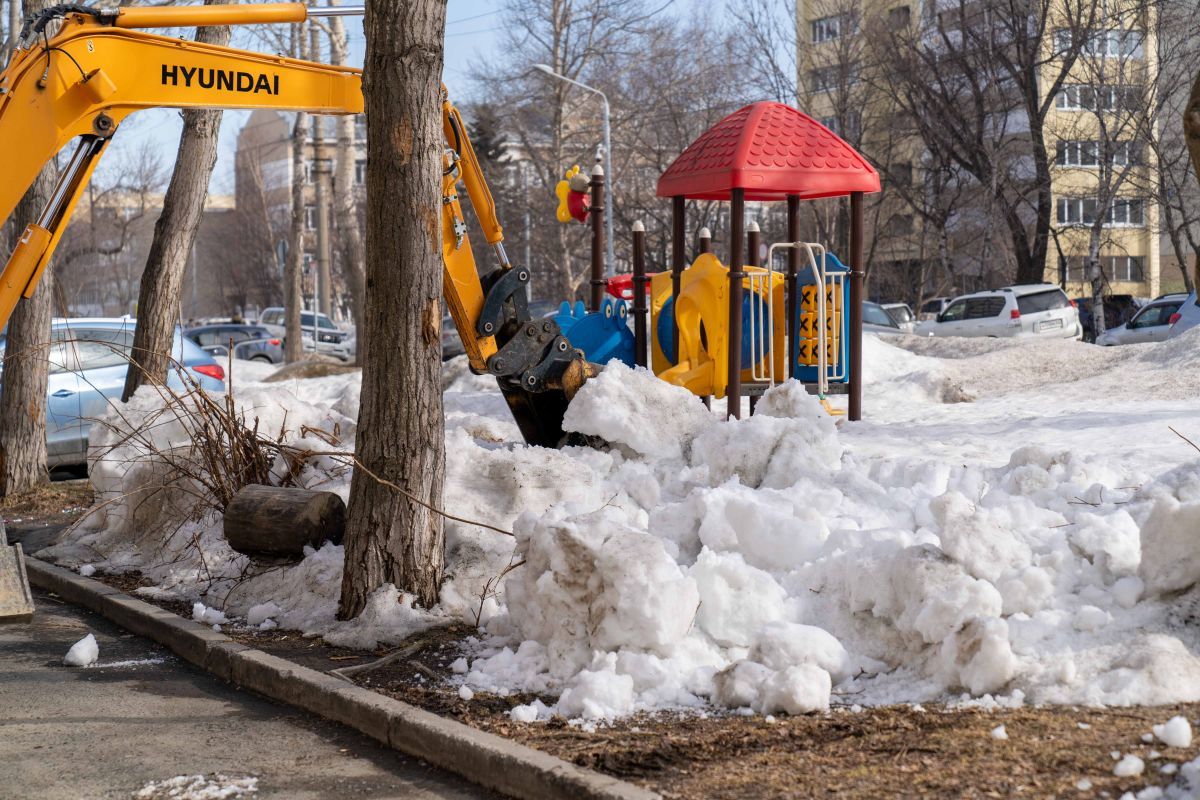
[649,253,786,399]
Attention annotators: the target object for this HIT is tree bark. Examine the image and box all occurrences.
[284,20,311,364]
[338,0,447,617]
[0,0,56,497]
[122,0,231,401]
[0,173,56,496]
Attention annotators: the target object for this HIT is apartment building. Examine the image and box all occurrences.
[796,0,1165,300]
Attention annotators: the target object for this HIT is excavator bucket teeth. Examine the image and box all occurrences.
[498,381,573,448]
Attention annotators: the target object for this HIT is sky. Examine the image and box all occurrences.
[104,0,507,196]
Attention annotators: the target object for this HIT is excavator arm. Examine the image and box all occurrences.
[0,3,591,448]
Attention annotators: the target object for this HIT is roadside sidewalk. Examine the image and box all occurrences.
[0,586,493,800]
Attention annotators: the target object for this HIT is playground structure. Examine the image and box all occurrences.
[560,101,880,420]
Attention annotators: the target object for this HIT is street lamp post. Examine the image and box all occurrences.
[533,64,615,277]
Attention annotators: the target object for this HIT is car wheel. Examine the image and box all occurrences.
[251,355,272,363]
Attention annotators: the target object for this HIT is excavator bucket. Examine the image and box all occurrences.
[496,355,596,448]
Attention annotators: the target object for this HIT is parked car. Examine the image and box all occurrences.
[863,301,905,335]
[1073,294,1142,343]
[915,284,1081,339]
[257,307,351,361]
[881,302,916,332]
[1167,290,1200,339]
[0,318,225,468]
[1096,295,1187,346]
[183,324,284,363]
[918,297,951,321]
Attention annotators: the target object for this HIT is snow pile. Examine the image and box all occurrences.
[63,633,98,667]
[42,332,1200,721]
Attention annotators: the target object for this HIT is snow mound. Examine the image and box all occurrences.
[45,335,1200,721]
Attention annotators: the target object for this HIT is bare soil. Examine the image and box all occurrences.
[1,479,93,527]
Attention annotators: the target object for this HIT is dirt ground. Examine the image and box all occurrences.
[0,479,93,528]
[223,624,1199,799]
[28,489,1200,799]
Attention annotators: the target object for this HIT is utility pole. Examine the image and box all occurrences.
[310,18,332,319]
[313,147,333,318]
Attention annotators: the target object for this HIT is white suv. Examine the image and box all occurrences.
[915,284,1081,339]
[1167,290,1200,340]
[258,307,352,361]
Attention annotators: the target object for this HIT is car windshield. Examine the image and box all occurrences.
[864,304,899,327]
[888,306,913,323]
[921,299,943,313]
[1017,290,1069,314]
[300,313,338,329]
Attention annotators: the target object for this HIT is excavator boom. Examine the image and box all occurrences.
[0,3,590,447]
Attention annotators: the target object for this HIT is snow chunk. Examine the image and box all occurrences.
[689,549,788,647]
[1114,754,1145,777]
[450,657,469,674]
[458,685,474,701]
[191,602,228,626]
[504,508,699,678]
[63,633,98,667]
[753,664,831,715]
[562,362,710,459]
[78,564,96,577]
[1153,716,1192,748]
[245,602,281,627]
[749,621,851,684]
[990,725,1008,740]
[133,774,258,799]
[1139,496,1200,595]
[557,660,635,720]
[712,660,773,708]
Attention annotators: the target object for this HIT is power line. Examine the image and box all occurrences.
[446,25,504,38]
[447,9,502,26]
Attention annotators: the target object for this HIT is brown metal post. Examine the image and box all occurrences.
[746,220,760,416]
[698,227,712,254]
[727,189,745,419]
[670,195,685,360]
[631,220,648,368]
[849,191,864,421]
[786,195,800,380]
[589,164,606,312]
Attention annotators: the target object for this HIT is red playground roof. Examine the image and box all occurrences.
[656,102,881,202]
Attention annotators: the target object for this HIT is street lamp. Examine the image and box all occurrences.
[532,63,615,277]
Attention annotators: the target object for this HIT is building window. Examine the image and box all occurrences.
[355,159,366,185]
[1055,140,1139,168]
[304,205,316,231]
[1055,84,1142,112]
[1055,28,1144,59]
[812,15,851,43]
[1056,197,1144,227]
[809,64,858,94]
[817,112,862,139]
[1066,255,1144,282]
[891,161,913,187]
[888,5,911,28]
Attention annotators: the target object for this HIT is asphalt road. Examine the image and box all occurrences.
[0,587,496,800]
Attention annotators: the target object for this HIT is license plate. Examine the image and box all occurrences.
[1038,319,1063,331]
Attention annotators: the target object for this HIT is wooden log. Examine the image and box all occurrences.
[223,485,346,558]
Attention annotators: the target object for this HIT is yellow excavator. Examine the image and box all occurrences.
[0,2,592,447]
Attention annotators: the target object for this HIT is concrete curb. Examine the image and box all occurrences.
[26,558,659,800]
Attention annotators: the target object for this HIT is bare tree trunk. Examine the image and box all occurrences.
[285,20,311,364]
[328,7,366,359]
[0,0,55,497]
[0,171,55,496]
[122,0,231,401]
[338,0,447,617]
